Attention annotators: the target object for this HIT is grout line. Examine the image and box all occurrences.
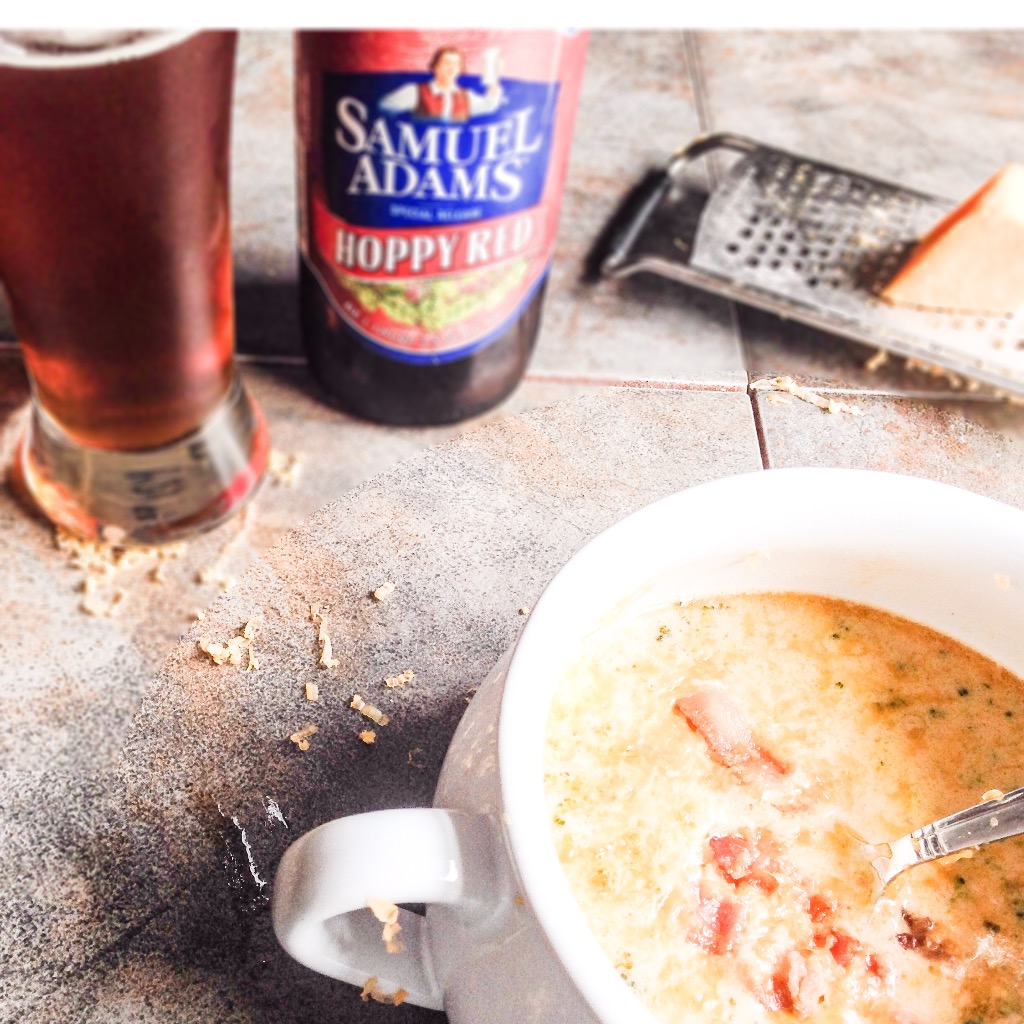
[683,31,751,385]
[683,30,713,143]
[523,370,746,392]
[747,377,772,470]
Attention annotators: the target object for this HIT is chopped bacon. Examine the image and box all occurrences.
[708,830,780,892]
[865,952,893,983]
[823,928,861,967]
[761,951,829,1018]
[689,879,745,956]
[807,893,836,924]
[673,686,789,784]
[896,909,948,959]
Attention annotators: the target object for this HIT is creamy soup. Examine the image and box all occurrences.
[544,592,1024,1024]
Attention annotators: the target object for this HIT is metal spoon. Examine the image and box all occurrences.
[867,786,1024,892]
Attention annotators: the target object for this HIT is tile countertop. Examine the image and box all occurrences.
[4,29,1024,1023]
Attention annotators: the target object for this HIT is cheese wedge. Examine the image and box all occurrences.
[882,164,1024,315]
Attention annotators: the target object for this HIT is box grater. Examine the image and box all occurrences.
[600,132,1024,393]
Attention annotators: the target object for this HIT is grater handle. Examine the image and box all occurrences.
[598,168,673,275]
[666,131,759,175]
[599,133,762,278]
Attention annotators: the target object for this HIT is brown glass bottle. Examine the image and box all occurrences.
[294,30,586,426]
[300,260,547,425]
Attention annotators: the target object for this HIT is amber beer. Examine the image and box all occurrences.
[0,31,267,543]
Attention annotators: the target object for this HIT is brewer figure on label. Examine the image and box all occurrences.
[296,30,588,425]
[379,46,504,121]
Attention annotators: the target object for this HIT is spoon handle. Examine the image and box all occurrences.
[912,785,1024,859]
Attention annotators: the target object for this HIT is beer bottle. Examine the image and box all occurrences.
[294,31,588,425]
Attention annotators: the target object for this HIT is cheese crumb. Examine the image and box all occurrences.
[196,565,235,592]
[55,527,189,616]
[373,581,395,602]
[385,669,415,688]
[360,976,408,1006]
[864,348,890,373]
[351,693,389,726]
[197,619,261,668]
[80,588,125,618]
[310,604,341,668]
[289,724,318,751]
[903,356,975,391]
[751,375,864,416]
[305,681,319,702]
[267,449,305,487]
[358,729,376,744]
[368,898,404,953]
[983,789,1005,802]
[518,605,531,615]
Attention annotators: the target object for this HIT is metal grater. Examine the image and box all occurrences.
[600,132,1024,393]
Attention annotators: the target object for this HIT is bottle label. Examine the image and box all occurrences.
[300,31,587,364]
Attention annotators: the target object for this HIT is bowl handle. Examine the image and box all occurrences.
[271,807,499,1009]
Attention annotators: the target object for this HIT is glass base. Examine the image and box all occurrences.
[18,375,269,545]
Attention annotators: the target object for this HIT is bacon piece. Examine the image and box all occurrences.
[823,928,861,967]
[673,686,789,784]
[689,880,745,956]
[708,830,780,892]
[762,951,829,1018]
[865,952,893,983]
[807,893,836,924]
[896,909,948,960]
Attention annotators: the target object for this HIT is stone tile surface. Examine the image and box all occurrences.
[5,388,761,1022]
[755,387,1024,512]
[532,31,746,386]
[0,351,599,1022]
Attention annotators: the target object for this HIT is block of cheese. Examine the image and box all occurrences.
[882,164,1024,314]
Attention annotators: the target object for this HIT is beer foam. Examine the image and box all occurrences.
[0,30,193,68]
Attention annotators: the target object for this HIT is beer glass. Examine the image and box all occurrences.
[0,30,267,544]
